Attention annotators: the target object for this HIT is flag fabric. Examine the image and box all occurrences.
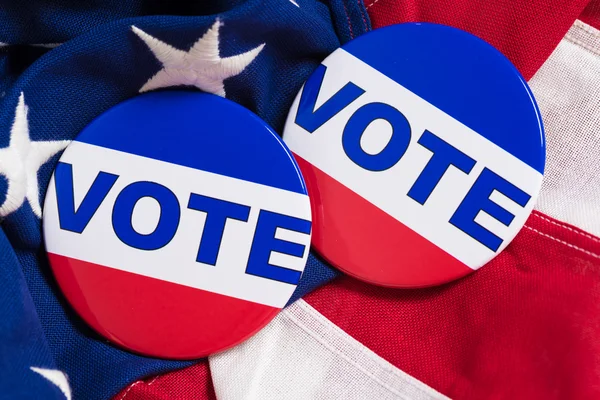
[1,0,599,399]
[116,1,600,399]
[0,1,368,399]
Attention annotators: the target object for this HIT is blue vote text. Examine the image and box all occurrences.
[294,64,532,252]
[53,161,310,285]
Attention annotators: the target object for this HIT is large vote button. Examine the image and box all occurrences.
[43,92,312,359]
[283,23,545,288]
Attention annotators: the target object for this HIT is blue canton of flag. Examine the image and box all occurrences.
[0,1,370,399]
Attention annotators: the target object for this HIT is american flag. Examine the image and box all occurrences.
[1,0,599,399]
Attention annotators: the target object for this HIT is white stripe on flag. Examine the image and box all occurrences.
[531,20,600,238]
[209,299,449,400]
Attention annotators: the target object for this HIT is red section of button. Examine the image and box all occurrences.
[48,253,279,359]
[294,155,473,288]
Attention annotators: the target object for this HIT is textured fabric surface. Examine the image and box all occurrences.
[210,299,448,400]
[305,210,600,399]
[0,1,370,399]
[115,6,600,400]
[0,230,65,400]
[366,0,589,81]
[113,362,216,400]
[530,21,600,237]
[0,0,246,44]
[580,0,600,29]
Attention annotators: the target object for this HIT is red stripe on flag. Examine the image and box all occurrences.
[580,0,600,30]
[113,360,216,400]
[365,0,590,80]
[47,253,279,360]
[304,211,600,399]
[294,154,473,288]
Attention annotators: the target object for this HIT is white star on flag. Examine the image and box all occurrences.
[0,93,70,218]
[30,367,72,400]
[131,20,265,96]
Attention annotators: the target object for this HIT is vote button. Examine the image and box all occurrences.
[43,91,312,359]
[283,23,545,288]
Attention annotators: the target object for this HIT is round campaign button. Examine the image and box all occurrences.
[283,23,545,288]
[43,91,312,359]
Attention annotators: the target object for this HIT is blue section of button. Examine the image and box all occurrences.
[75,91,307,195]
[342,22,545,174]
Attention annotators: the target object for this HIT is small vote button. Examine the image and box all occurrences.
[43,91,312,359]
[283,23,545,288]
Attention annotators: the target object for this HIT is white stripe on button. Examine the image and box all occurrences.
[44,141,311,308]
